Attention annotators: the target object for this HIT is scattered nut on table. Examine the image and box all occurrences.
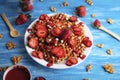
[50,6,56,12]
[103,64,114,74]
[96,44,104,48]
[106,49,112,55]
[11,56,22,65]
[86,0,93,5]
[107,18,113,24]
[0,33,3,39]
[6,41,16,49]
[63,1,69,6]
[86,64,92,72]
[91,13,96,18]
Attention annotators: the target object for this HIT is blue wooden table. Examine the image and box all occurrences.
[0,0,120,80]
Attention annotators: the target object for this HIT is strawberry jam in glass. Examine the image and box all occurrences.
[3,65,31,80]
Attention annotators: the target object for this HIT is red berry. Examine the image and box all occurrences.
[36,29,47,38]
[69,57,78,64]
[83,40,92,47]
[51,46,65,58]
[82,37,89,43]
[51,27,62,37]
[73,27,82,36]
[76,6,86,17]
[15,14,28,25]
[47,62,53,67]
[69,16,77,22]
[32,51,38,58]
[55,22,63,27]
[39,14,49,21]
[93,19,101,28]
[35,23,46,30]
[37,51,44,59]
[65,60,73,66]
[67,38,76,49]
[28,38,38,49]
[34,76,46,80]
[23,2,33,11]
[60,28,72,40]
[80,54,86,60]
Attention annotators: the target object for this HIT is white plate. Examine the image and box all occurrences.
[24,13,93,69]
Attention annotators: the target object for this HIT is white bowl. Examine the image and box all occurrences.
[24,13,93,69]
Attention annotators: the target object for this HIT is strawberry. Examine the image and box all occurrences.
[73,27,82,36]
[34,76,46,80]
[65,57,78,66]
[67,38,76,49]
[37,51,44,59]
[39,14,50,21]
[35,23,46,30]
[83,40,92,47]
[69,57,78,64]
[51,46,65,58]
[69,16,77,22]
[36,28,47,38]
[93,19,101,28]
[76,6,86,17]
[51,27,62,37]
[82,37,92,47]
[55,22,63,27]
[28,37,38,49]
[32,51,38,58]
[15,13,31,25]
[65,60,73,66]
[22,2,33,12]
[60,28,72,40]
[80,54,86,60]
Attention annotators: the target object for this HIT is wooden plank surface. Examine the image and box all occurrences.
[0,0,120,80]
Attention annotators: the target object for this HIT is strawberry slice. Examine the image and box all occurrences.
[93,19,101,28]
[51,27,62,37]
[65,60,73,66]
[39,14,50,21]
[35,23,46,30]
[28,38,38,49]
[36,29,47,38]
[55,22,63,27]
[69,16,77,22]
[80,54,86,60]
[51,46,65,58]
[82,37,89,43]
[32,51,38,58]
[60,28,72,40]
[83,40,92,47]
[37,51,44,59]
[69,57,78,64]
[67,38,76,49]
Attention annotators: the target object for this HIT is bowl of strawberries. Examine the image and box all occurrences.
[24,13,93,69]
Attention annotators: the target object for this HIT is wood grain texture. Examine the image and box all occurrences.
[0,0,120,80]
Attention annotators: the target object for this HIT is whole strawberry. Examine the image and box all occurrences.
[76,6,86,17]
[19,0,33,12]
[15,13,31,25]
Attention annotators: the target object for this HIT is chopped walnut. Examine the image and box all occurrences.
[50,6,56,12]
[0,33,3,39]
[2,66,9,71]
[6,41,16,49]
[86,64,92,72]
[91,13,96,18]
[96,44,104,48]
[63,1,69,6]
[0,66,9,72]
[86,0,93,5]
[11,56,22,65]
[106,49,112,55]
[103,64,114,74]
[107,18,113,24]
